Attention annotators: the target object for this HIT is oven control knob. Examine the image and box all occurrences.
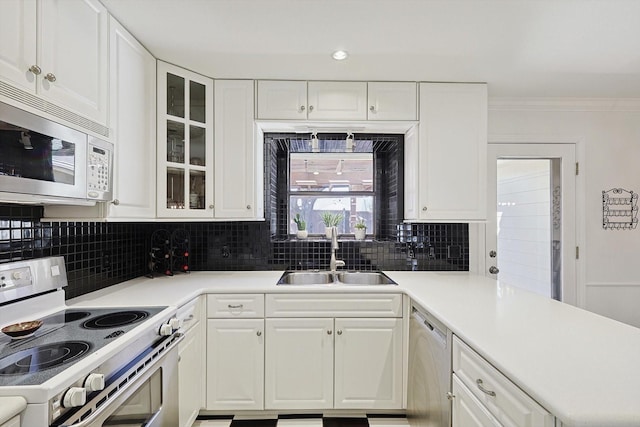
[84,373,105,392]
[62,387,86,408]
[159,323,173,336]
[169,317,181,331]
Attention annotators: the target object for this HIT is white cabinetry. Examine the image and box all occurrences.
[205,294,265,411]
[257,80,368,121]
[107,17,156,219]
[0,415,20,427]
[157,61,214,218]
[0,0,109,132]
[452,336,554,427]
[405,83,487,221]
[214,80,262,219]
[264,293,404,410]
[367,82,417,121]
[178,298,204,427]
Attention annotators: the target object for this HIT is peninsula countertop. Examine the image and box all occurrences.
[68,271,640,427]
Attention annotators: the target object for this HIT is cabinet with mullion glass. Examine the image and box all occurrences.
[157,61,214,218]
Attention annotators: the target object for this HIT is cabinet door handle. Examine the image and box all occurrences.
[422,206,428,211]
[336,330,343,335]
[476,379,496,397]
[28,65,41,75]
[309,105,314,112]
[446,391,455,400]
[209,204,215,209]
[256,330,262,337]
[327,330,332,335]
[228,304,244,309]
[246,205,251,210]
[44,73,56,82]
[369,105,375,112]
[111,199,120,206]
[300,105,305,112]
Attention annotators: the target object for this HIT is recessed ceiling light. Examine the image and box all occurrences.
[332,50,348,61]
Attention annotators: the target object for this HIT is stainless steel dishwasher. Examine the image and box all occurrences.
[407,304,452,427]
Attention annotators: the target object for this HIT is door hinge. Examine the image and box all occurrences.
[575,162,579,175]
[576,246,580,259]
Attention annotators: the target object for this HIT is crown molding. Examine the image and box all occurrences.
[488,97,640,112]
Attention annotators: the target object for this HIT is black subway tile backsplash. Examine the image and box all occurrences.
[0,204,468,299]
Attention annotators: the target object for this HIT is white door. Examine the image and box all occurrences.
[0,0,36,93]
[206,319,264,410]
[486,143,576,304]
[334,318,403,409]
[264,318,334,410]
[307,81,367,120]
[178,322,203,427]
[257,80,307,120]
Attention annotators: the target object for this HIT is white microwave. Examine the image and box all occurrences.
[0,102,113,205]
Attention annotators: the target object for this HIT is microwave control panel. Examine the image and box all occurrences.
[87,141,113,201]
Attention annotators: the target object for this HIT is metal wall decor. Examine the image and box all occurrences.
[602,188,638,230]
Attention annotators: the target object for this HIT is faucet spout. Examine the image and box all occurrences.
[329,227,345,272]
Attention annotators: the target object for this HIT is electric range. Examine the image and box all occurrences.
[0,257,182,427]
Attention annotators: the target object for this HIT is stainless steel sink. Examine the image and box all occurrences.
[277,271,397,286]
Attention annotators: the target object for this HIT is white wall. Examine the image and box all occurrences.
[488,99,640,328]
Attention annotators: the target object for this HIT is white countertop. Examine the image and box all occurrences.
[0,396,26,424]
[68,270,640,427]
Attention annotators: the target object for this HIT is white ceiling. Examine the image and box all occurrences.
[102,0,640,98]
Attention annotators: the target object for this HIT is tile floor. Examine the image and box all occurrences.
[192,415,410,427]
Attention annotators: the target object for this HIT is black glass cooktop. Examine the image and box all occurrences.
[0,306,165,386]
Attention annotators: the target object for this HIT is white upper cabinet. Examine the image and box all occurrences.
[214,80,261,219]
[257,80,374,121]
[405,83,488,221]
[157,61,215,218]
[307,81,367,120]
[38,0,109,125]
[367,81,417,120]
[0,0,37,93]
[257,80,307,120]
[107,16,156,219]
[0,0,109,130]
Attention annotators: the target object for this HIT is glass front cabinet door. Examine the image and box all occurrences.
[157,61,214,218]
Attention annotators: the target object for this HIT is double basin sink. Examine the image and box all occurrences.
[277,270,397,286]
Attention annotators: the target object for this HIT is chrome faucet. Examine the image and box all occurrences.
[329,227,345,272]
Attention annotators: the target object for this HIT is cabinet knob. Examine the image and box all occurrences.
[446,391,455,400]
[209,204,215,209]
[44,73,56,82]
[489,266,499,274]
[309,105,314,112]
[28,65,41,75]
[300,105,305,112]
[422,206,428,211]
[327,330,332,335]
[256,330,262,337]
[369,106,375,112]
[336,330,343,335]
[246,205,251,210]
[111,199,120,206]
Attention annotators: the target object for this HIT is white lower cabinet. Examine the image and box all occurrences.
[178,298,204,427]
[452,374,501,427]
[264,293,404,411]
[264,318,334,410]
[0,415,20,427]
[452,335,555,427]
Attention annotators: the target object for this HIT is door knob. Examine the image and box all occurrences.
[489,266,499,274]
[28,65,41,75]
[44,73,56,82]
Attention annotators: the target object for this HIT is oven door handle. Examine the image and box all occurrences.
[59,333,184,427]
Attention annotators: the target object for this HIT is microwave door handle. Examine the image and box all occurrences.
[59,334,183,427]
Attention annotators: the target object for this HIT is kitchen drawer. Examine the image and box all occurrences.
[266,293,402,318]
[207,294,265,318]
[177,296,202,332]
[452,336,554,427]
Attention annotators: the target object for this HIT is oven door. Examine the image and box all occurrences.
[57,335,182,427]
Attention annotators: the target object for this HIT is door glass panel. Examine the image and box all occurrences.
[189,170,205,209]
[190,81,206,123]
[167,168,184,209]
[189,126,205,166]
[103,369,162,425]
[167,121,185,164]
[496,159,552,297]
[167,73,185,118]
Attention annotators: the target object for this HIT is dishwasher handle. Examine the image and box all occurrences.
[412,306,448,347]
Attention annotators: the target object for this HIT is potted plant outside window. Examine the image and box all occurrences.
[294,213,307,239]
[354,218,367,240]
[321,212,343,238]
